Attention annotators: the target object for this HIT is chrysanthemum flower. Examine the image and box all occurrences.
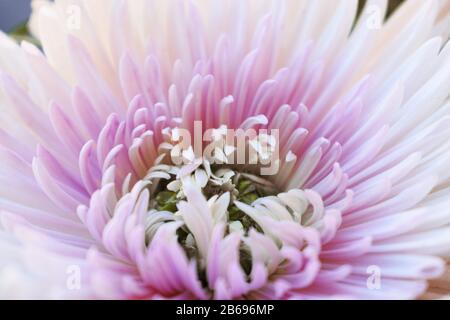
[0,0,450,299]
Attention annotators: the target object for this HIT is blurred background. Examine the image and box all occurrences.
[0,0,31,32]
[0,0,406,33]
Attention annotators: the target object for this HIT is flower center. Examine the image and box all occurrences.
[141,126,285,277]
[151,163,280,231]
[140,126,329,292]
[145,126,281,227]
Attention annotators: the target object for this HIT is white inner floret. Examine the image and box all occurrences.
[141,126,326,283]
